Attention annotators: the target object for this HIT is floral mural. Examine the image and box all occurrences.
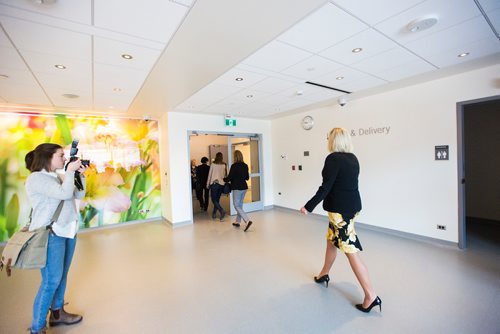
[0,113,161,242]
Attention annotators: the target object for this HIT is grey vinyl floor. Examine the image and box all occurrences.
[0,208,499,334]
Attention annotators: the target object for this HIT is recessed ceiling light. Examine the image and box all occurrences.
[458,52,469,58]
[306,67,315,72]
[62,93,79,99]
[121,54,133,60]
[54,64,66,69]
[0,74,9,79]
[113,88,122,92]
[336,76,344,80]
[296,90,304,96]
[407,16,438,33]
[246,95,254,98]
[352,48,363,53]
[235,77,243,81]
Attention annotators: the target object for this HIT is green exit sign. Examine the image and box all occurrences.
[225,118,237,126]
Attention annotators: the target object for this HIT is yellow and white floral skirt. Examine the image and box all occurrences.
[326,212,363,253]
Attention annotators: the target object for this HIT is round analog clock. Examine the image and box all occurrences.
[301,115,314,130]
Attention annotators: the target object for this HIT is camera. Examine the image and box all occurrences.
[65,139,87,191]
[338,96,347,106]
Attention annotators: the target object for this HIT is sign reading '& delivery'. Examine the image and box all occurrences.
[351,126,391,137]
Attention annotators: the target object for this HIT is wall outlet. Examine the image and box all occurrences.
[437,224,446,230]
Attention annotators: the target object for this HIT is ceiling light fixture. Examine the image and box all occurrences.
[121,54,133,60]
[306,67,315,72]
[406,16,438,33]
[336,76,344,80]
[62,93,79,99]
[235,77,243,81]
[352,48,363,53]
[113,88,122,92]
[54,64,66,69]
[246,95,254,98]
[458,52,469,58]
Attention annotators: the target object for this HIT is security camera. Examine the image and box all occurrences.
[338,96,347,107]
[143,115,151,121]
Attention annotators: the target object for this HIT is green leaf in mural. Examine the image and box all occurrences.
[54,114,73,145]
[5,194,20,237]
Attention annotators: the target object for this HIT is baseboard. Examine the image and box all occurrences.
[163,217,193,229]
[264,205,274,210]
[273,205,458,249]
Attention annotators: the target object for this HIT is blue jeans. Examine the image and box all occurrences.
[32,233,77,332]
[210,183,224,215]
[232,189,250,223]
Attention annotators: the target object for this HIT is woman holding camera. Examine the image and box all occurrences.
[25,143,87,334]
[300,128,381,313]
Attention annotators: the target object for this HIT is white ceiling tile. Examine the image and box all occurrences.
[1,17,91,61]
[94,93,136,112]
[281,55,344,80]
[477,0,500,12]
[320,29,399,65]
[376,58,436,81]
[247,77,298,94]
[352,46,427,74]
[236,63,303,83]
[486,7,500,33]
[242,41,312,72]
[176,83,243,110]
[0,81,50,105]
[94,63,148,95]
[277,2,367,53]
[50,91,92,109]
[405,16,498,61]
[314,66,370,88]
[332,0,425,25]
[94,0,188,43]
[0,28,13,47]
[94,37,162,71]
[35,71,91,96]
[227,89,271,102]
[212,68,267,88]
[170,0,195,7]
[0,46,30,71]
[0,67,35,85]
[375,0,482,45]
[20,50,92,78]
[0,0,92,25]
[260,93,299,106]
[340,75,388,92]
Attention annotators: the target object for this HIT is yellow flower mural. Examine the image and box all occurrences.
[0,113,161,241]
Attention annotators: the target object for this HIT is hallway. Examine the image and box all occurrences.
[1,209,498,334]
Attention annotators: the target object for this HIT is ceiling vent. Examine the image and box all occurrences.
[407,16,438,33]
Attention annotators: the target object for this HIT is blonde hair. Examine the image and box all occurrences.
[327,128,353,153]
[234,150,244,163]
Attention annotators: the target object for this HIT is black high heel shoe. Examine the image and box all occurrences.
[355,296,382,313]
[313,274,330,287]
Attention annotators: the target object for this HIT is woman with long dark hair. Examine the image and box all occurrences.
[25,143,87,334]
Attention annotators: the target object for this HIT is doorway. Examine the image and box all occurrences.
[188,131,264,221]
[457,95,500,249]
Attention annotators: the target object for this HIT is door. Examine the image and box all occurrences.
[228,134,263,214]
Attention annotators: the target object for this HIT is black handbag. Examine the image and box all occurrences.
[222,182,231,195]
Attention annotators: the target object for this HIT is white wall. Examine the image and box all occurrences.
[190,135,228,163]
[272,64,500,243]
[164,112,272,225]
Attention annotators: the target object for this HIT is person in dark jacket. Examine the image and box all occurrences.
[195,157,210,211]
[224,150,253,232]
[300,127,381,313]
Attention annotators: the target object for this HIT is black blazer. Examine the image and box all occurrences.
[195,164,210,186]
[304,152,362,215]
[224,162,249,190]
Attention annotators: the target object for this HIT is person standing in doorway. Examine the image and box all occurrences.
[25,143,87,334]
[206,152,226,221]
[195,157,210,211]
[300,127,381,313]
[225,150,253,232]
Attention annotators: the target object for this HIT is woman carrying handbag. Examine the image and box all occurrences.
[25,143,87,334]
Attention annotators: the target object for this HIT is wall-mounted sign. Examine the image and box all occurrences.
[225,114,236,127]
[350,126,391,137]
[435,145,449,160]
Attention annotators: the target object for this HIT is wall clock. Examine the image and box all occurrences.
[301,115,314,130]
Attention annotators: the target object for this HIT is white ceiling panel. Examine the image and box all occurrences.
[486,7,500,33]
[94,93,136,112]
[376,58,436,81]
[339,75,388,92]
[247,77,298,94]
[277,2,367,53]
[212,68,267,88]
[35,71,91,95]
[405,16,498,62]
[94,0,188,43]
[50,90,92,109]
[94,37,162,70]
[242,41,312,73]
[0,81,49,105]
[281,55,343,80]
[176,83,243,111]
[94,63,148,94]
[314,66,371,88]
[319,29,399,65]
[477,0,500,12]
[0,46,30,71]
[1,17,91,61]
[0,67,36,86]
[0,27,13,47]
[227,89,271,103]
[0,0,91,25]
[375,0,482,45]
[332,0,425,25]
[353,46,430,74]
[20,50,92,78]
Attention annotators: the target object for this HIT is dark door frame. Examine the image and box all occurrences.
[456,94,500,249]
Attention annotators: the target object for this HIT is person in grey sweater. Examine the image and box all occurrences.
[25,143,87,334]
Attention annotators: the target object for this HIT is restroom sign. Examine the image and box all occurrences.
[435,145,449,160]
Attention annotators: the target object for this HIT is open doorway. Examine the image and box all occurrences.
[457,95,500,249]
